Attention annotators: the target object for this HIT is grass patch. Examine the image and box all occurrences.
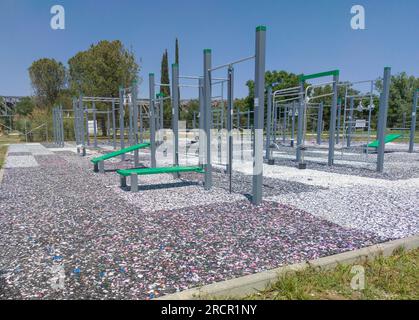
[0,145,8,169]
[0,134,21,145]
[244,248,419,300]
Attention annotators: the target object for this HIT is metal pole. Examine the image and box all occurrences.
[60,105,64,147]
[132,80,139,167]
[265,86,272,162]
[85,108,90,146]
[119,87,125,160]
[149,73,157,168]
[291,101,296,147]
[282,105,287,143]
[317,102,323,145]
[296,81,305,164]
[171,64,180,169]
[328,73,339,166]
[203,49,212,189]
[336,99,341,144]
[107,108,111,145]
[227,67,234,182]
[409,90,418,153]
[79,96,85,152]
[128,94,133,146]
[112,99,116,149]
[252,26,266,205]
[92,102,97,147]
[347,97,354,147]
[199,78,205,165]
[377,67,391,172]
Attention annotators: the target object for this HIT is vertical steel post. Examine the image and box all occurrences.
[347,97,354,147]
[92,102,97,147]
[291,101,296,147]
[149,73,157,168]
[227,67,234,180]
[252,26,266,205]
[203,49,212,189]
[296,81,305,164]
[377,67,391,172]
[107,108,111,145]
[409,90,418,153]
[171,65,180,169]
[328,73,339,166]
[336,99,341,144]
[265,86,272,161]
[317,102,323,145]
[112,99,116,149]
[119,87,125,161]
[60,105,64,146]
[132,80,139,167]
[198,78,205,165]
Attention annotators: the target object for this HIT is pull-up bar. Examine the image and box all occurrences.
[299,70,340,82]
[208,55,256,72]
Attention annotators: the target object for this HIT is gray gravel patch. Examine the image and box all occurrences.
[0,151,389,299]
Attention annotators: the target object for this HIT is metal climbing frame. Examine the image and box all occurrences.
[340,79,377,163]
[204,25,266,204]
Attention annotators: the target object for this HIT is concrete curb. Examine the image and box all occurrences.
[158,235,419,300]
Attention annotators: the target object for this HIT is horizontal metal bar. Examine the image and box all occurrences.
[209,55,255,72]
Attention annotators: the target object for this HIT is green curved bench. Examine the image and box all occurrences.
[117,166,204,192]
[91,142,150,173]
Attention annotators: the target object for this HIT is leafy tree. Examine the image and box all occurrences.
[15,97,35,116]
[68,40,139,98]
[376,72,419,128]
[28,58,67,108]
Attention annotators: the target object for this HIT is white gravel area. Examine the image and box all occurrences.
[267,185,419,239]
[4,155,39,168]
[8,143,53,155]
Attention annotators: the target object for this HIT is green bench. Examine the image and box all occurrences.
[90,142,150,173]
[367,134,402,148]
[117,166,205,192]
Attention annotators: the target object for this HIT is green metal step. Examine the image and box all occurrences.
[367,134,402,148]
[117,166,204,177]
[90,142,150,164]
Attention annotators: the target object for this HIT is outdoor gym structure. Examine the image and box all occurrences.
[265,67,399,173]
[50,25,418,205]
[86,26,266,205]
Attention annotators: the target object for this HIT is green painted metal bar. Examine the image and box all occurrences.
[299,70,339,82]
[90,142,150,164]
[367,133,402,148]
[116,166,204,177]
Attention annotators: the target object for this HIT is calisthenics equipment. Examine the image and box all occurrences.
[203,26,266,205]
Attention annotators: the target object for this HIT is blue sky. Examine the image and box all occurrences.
[0,0,418,98]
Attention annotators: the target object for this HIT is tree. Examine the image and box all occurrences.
[175,38,179,65]
[160,49,170,97]
[68,40,139,98]
[15,97,35,116]
[28,58,67,108]
[376,72,419,128]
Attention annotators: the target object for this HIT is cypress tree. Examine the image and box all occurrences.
[175,38,179,65]
[160,49,170,97]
